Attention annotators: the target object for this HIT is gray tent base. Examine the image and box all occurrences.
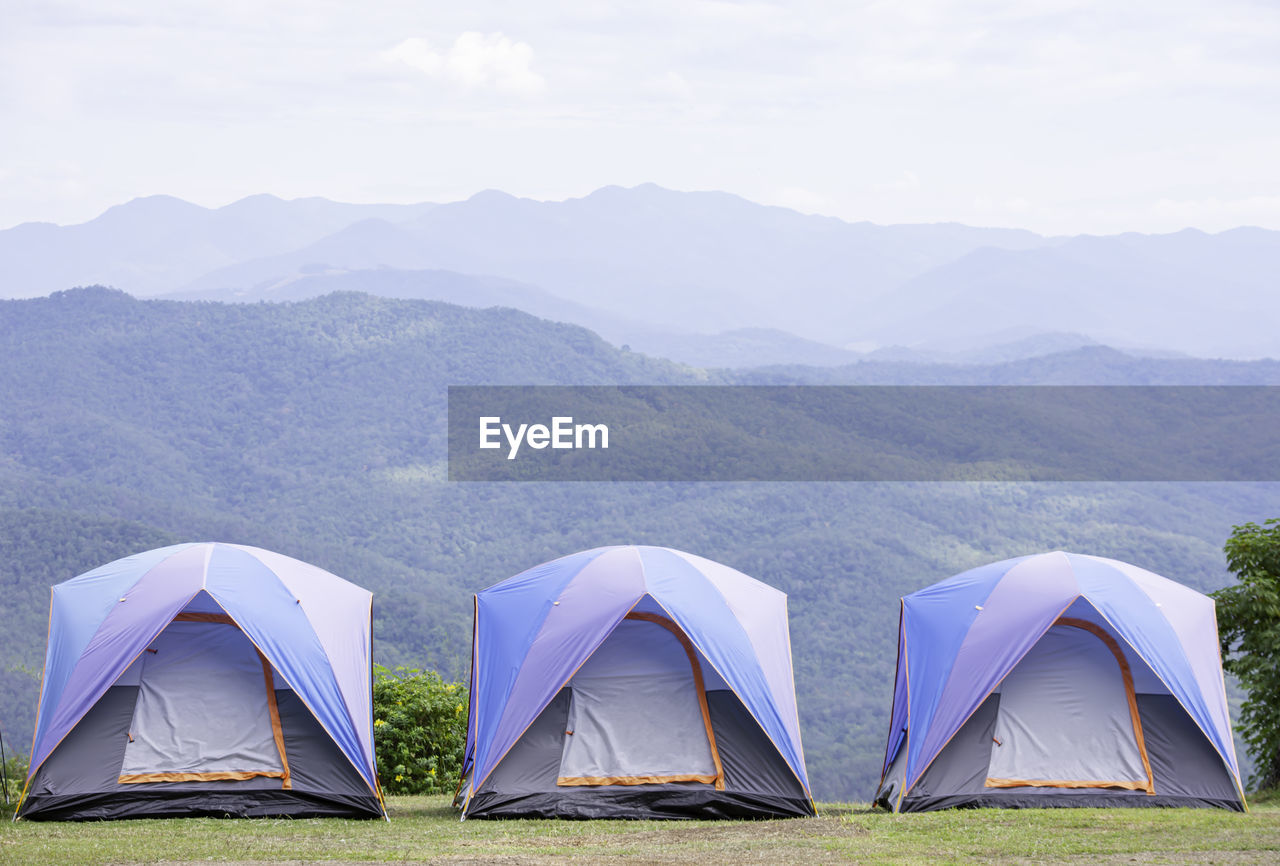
[877,694,1244,813]
[16,790,380,822]
[892,789,1243,812]
[19,686,381,820]
[467,689,814,820]
[467,788,811,820]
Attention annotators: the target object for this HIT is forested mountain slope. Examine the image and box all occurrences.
[1,288,1274,798]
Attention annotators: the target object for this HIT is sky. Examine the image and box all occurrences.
[2,0,1279,235]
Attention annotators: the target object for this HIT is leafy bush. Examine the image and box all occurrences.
[1,748,28,816]
[1214,518,1280,792]
[372,665,468,795]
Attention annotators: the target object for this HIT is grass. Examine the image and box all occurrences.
[1,797,1278,865]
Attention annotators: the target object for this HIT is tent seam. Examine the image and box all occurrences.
[903,593,1080,798]
[471,546,616,790]
[655,550,811,799]
[1070,593,1242,803]
[468,593,643,803]
[207,588,380,799]
[646,593,814,803]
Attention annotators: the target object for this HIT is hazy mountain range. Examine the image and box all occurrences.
[3,184,1277,362]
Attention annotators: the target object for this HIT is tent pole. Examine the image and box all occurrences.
[1,720,8,805]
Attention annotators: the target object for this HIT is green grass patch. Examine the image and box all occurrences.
[2,797,1278,865]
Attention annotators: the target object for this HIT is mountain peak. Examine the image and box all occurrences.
[218,193,288,211]
[587,182,670,197]
[466,189,519,205]
[93,194,208,226]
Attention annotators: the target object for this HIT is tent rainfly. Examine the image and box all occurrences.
[458,545,815,819]
[876,551,1246,812]
[17,543,385,820]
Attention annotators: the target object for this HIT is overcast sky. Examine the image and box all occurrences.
[3,0,1279,235]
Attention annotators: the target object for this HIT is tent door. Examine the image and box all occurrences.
[117,614,291,787]
[556,613,724,789]
[986,617,1154,792]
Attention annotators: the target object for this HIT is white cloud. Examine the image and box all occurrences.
[381,37,444,76]
[382,32,545,94]
[2,1,1279,232]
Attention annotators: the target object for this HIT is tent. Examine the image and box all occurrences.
[458,545,814,819]
[875,551,1246,812]
[17,542,384,820]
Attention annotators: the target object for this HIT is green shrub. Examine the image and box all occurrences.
[372,665,468,795]
[1,749,28,816]
[1214,518,1280,792]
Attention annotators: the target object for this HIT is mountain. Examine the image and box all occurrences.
[179,185,1045,344]
[165,264,667,356]
[386,185,1048,342]
[164,265,1209,370]
[0,195,436,297]
[0,288,1276,798]
[623,327,864,368]
[8,184,1279,358]
[167,263,599,320]
[867,227,1280,359]
[737,344,1280,386]
[170,266,867,369]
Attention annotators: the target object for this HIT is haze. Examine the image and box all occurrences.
[4,1,1279,235]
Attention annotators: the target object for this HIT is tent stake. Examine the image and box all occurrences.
[1,720,9,805]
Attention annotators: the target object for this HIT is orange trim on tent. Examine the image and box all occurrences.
[619,612,724,790]
[981,616,1154,794]
[643,594,815,807]
[900,595,1083,803]
[895,600,911,813]
[257,649,291,790]
[364,596,388,818]
[110,628,292,791]
[557,773,720,787]
[15,587,56,817]
[1053,617,1154,794]
[1208,599,1250,811]
[118,770,286,784]
[18,546,217,817]
[468,594,646,801]
[173,612,237,626]
[895,635,911,811]
[778,594,814,808]
[210,599,381,803]
[879,601,905,796]
[1060,600,1244,806]
[984,778,1152,791]
[16,588,207,818]
[457,594,479,804]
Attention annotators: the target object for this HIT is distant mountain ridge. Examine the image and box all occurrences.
[161,268,1193,369]
[2,185,1277,359]
[174,185,1046,345]
[0,195,437,297]
[866,227,1280,359]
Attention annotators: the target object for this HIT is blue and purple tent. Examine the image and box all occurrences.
[17,542,384,820]
[876,551,1246,812]
[458,545,814,819]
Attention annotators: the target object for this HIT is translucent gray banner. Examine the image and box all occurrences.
[447,386,1280,482]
